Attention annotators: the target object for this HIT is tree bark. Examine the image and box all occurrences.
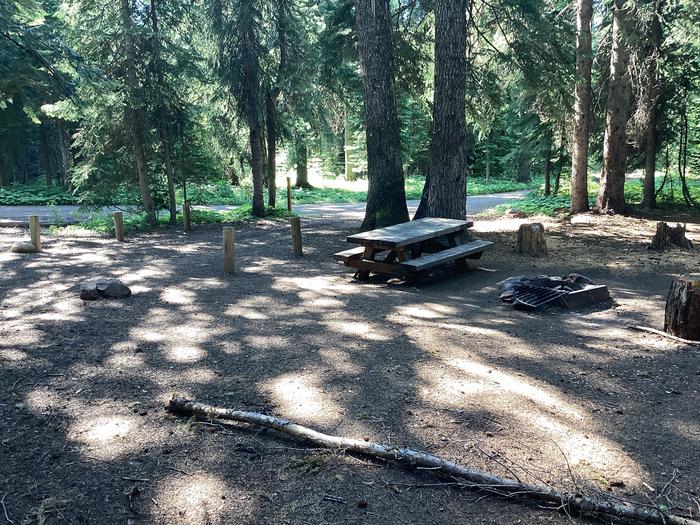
[150,0,177,226]
[240,0,265,217]
[414,0,468,220]
[642,0,663,209]
[294,140,312,188]
[570,0,593,213]
[355,0,408,229]
[543,143,552,196]
[120,0,157,225]
[664,277,700,340]
[266,89,277,207]
[595,0,631,214]
[344,109,355,181]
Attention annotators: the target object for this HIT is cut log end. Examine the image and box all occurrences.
[516,223,548,257]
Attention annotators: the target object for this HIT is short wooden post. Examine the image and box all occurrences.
[183,203,192,232]
[29,215,41,250]
[290,217,302,256]
[223,226,235,273]
[113,211,124,241]
[286,176,292,212]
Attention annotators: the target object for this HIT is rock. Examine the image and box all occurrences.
[80,278,131,301]
[11,241,37,253]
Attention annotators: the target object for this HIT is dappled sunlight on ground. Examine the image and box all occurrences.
[0,215,698,524]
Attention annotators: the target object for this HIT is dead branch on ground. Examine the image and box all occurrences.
[629,325,700,346]
[168,397,699,525]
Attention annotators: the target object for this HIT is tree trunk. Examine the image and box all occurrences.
[414,0,467,220]
[240,0,265,217]
[38,121,54,186]
[120,0,156,225]
[570,0,593,213]
[344,109,355,181]
[543,143,552,196]
[151,0,177,226]
[355,0,408,229]
[642,0,663,209]
[516,145,531,182]
[294,140,312,188]
[266,89,277,207]
[56,120,73,187]
[664,277,700,340]
[595,0,631,214]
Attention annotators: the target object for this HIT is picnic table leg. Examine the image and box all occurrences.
[356,247,377,281]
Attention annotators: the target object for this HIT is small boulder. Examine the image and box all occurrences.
[80,278,131,301]
[11,241,37,253]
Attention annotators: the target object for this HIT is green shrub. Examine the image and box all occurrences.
[0,183,78,205]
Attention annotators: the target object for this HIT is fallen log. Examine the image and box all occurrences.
[168,397,699,525]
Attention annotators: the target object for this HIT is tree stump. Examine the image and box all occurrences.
[649,222,693,250]
[664,276,700,340]
[516,223,548,256]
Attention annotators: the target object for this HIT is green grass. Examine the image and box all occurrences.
[483,175,700,217]
[0,182,78,205]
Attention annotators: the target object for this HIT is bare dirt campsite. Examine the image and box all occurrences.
[1,212,699,525]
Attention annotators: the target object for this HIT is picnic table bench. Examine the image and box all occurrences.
[334,217,493,280]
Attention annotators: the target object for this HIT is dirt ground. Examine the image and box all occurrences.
[1,211,699,525]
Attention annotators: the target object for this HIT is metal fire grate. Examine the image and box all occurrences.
[512,284,569,310]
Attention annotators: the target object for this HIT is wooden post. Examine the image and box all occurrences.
[113,211,124,241]
[29,215,41,250]
[223,226,235,273]
[183,203,191,232]
[286,176,292,212]
[664,275,700,340]
[290,217,302,256]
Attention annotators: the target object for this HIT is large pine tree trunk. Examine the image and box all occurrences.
[570,0,593,213]
[294,140,312,188]
[120,0,157,225]
[595,0,631,214]
[240,0,265,217]
[266,90,277,208]
[355,0,408,229]
[150,0,177,226]
[414,0,467,220]
[642,0,663,209]
[543,143,552,196]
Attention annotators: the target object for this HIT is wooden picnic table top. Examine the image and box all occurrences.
[346,217,473,249]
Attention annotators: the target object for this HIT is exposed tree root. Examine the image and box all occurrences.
[168,397,699,525]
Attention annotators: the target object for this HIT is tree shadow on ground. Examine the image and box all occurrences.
[0,217,698,525]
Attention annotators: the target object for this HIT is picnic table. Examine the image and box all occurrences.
[334,217,493,280]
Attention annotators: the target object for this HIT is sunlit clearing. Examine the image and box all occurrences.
[530,414,614,468]
[276,275,356,295]
[74,252,110,263]
[267,374,341,423]
[448,358,582,419]
[0,349,28,361]
[155,474,236,523]
[25,388,61,411]
[86,417,131,442]
[166,345,205,363]
[160,286,195,305]
[396,303,458,319]
[323,320,388,341]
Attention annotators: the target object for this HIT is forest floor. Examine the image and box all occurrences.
[1,211,699,525]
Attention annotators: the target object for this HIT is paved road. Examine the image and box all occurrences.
[0,191,528,226]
